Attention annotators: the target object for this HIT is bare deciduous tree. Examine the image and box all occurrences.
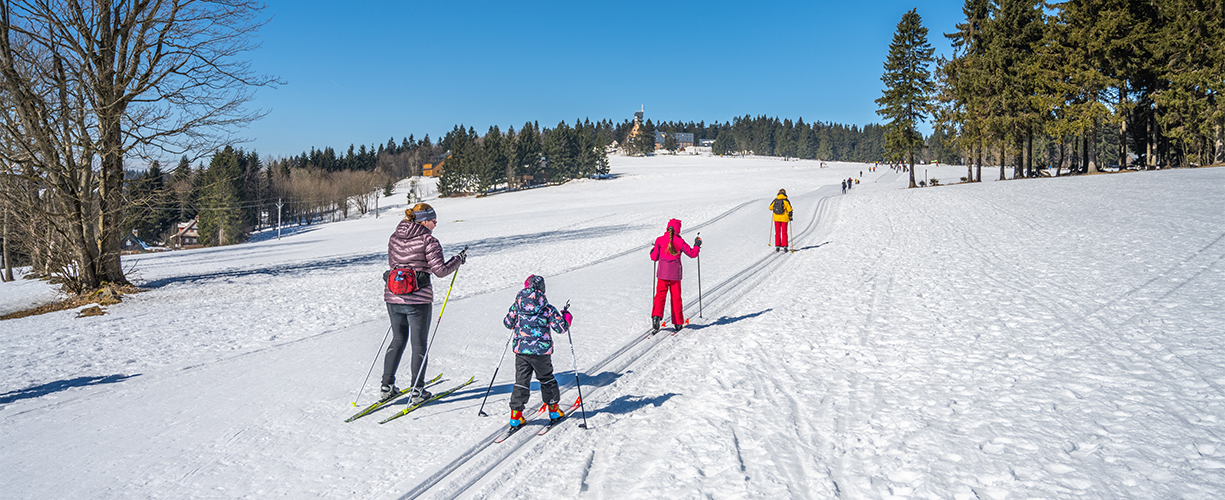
[0,0,278,294]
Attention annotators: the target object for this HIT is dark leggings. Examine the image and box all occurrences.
[510,354,559,411]
[382,302,432,388]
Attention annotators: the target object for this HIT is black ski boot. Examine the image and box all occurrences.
[410,387,432,405]
[651,316,661,333]
[379,384,400,402]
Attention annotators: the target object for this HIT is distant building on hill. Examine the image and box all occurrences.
[422,151,450,177]
[655,131,694,151]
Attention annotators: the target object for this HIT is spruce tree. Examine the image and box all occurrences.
[198,147,244,246]
[515,121,542,184]
[939,0,991,182]
[876,8,936,188]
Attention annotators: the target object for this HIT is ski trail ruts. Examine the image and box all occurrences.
[742,340,840,499]
[395,186,841,500]
[1078,231,1225,398]
[393,220,787,499]
[1085,230,1225,320]
[951,203,1225,401]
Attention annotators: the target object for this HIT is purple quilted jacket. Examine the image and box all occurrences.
[384,219,461,305]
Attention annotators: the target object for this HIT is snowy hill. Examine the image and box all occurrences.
[2,157,1223,499]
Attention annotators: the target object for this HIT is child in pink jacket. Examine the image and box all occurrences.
[649,219,701,333]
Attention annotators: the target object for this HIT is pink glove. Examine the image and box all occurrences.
[562,310,573,326]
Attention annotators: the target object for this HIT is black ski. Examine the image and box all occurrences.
[494,424,525,443]
[345,373,443,423]
[378,376,477,424]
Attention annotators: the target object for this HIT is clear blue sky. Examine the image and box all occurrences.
[241,0,966,158]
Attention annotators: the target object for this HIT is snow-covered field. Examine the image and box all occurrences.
[2,156,1222,499]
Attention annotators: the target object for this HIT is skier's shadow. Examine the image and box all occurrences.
[685,308,772,331]
[598,393,681,415]
[448,370,623,403]
[0,373,140,404]
[789,241,830,252]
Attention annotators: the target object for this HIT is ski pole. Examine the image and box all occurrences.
[563,301,588,428]
[696,232,703,318]
[352,325,393,406]
[408,246,465,392]
[477,329,515,417]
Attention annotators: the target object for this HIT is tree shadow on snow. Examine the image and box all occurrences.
[246,223,324,243]
[140,250,386,288]
[140,224,645,289]
[0,373,140,404]
[450,224,643,257]
[598,393,681,415]
[685,308,773,331]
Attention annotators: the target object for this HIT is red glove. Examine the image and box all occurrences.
[562,310,573,326]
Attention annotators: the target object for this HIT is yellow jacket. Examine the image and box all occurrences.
[769,195,793,222]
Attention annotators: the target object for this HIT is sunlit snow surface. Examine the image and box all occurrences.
[2,156,1222,499]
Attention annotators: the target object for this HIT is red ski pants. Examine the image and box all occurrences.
[774,220,789,247]
[652,278,684,326]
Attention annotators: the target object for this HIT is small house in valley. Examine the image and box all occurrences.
[120,231,149,253]
[169,218,199,249]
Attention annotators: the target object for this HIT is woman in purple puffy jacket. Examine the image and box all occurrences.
[380,202,464,404]
[649,218,701,333]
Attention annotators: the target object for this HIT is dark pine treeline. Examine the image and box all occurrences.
[616,115,886,162]
[934,0,1224,180]
[710,116,885,162]
[436,119,613,197]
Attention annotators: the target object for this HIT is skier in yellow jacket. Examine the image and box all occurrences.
[769,189,793,252]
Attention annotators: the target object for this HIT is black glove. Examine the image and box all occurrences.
[788,211,793,221]
[694,237,702,248]
[457,246,468,264]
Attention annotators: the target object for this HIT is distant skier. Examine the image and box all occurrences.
[650,219,701,333]
[769,189,793,252]
[503,275,573,428]
[380,203,465,404]
[841,179,847,194]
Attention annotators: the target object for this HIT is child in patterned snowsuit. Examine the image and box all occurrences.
[503,275,573,427]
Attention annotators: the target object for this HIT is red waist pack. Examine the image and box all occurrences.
[385,268,428,295]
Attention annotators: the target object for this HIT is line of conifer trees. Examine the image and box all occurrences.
[930,0,1224,179]
[435,120,613,197]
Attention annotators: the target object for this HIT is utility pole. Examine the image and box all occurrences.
[276,198,283,240]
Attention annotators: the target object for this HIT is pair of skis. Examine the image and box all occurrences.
[494,398,584,443]
[344,374,476,424]
[651,318,690,336]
